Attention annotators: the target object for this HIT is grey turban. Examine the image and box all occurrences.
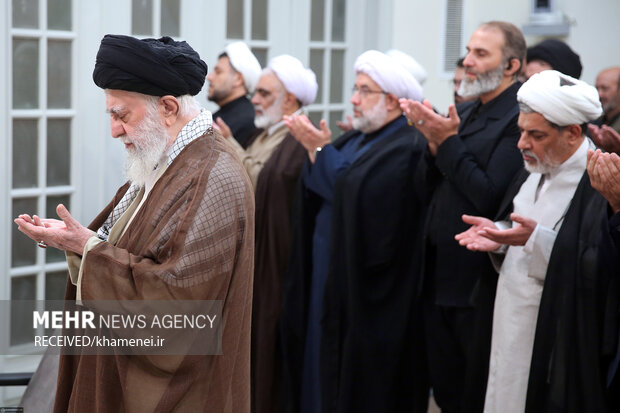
[93,34,208,96]
[517,70,602,126]
[354,50,423,102]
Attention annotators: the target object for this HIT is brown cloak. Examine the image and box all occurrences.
[250,133,307,413]
[53,132,255,413]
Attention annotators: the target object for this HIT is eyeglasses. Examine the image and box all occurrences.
[351,86,387,98]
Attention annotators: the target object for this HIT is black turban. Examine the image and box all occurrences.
[93,34,208,96]
[526,39,582,79]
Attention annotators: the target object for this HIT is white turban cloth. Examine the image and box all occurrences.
[267,55,318,106]
[385,49,428,86]
[517,70,602,126]
[354,50,423,102]
[224,41,262,94]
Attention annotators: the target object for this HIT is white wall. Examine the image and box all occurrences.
[390,0,620,113]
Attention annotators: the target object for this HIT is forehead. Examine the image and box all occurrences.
[355,72,381,90]
[467,27,504,54]
[517,111,555,131]
[215,56,233,71]
[597,70,620,86]
[256,71,282,91]
[105,89,148,111]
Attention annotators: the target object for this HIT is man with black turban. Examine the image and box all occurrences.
[15,34,255,413]
[523,38,582,80]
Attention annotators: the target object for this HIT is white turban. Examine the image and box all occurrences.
[354,50,423,102]
[385,49,428,85]
[224,41,262,94]
[517,70,602,126]
[267,55,318,106]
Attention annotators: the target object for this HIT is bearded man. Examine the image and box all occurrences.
[14,35,255,413]
[400,21,526,413]
[207,41,262,147]
[218,54,317,413]
[455,70,610,412]
[281,50,429,413]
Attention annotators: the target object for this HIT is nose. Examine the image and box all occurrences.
[251,93,260,105]
[110,118,125,138]
[350,89,361,106]
[462,52,474,67]
[206,72,214,83]
[517,133,529,150]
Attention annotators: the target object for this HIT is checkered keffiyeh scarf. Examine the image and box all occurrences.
[97,109,213,241]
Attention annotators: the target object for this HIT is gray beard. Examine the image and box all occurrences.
[123,109,170,186]
[458,63,505,98]
[352,95,388,133]
[254,95,284,129]
[521,149,558,175]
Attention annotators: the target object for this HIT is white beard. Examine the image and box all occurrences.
[521,149,559,175]
[122,108,170,186]
[254,94,285,129]
[458,63,505,98]
[352,95,388,133]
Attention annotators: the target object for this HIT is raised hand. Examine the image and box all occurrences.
[14,204,96,254]
[455,214,502,251]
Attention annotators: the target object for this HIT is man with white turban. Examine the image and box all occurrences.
[280,50,428,413]
[456,70,613,412]
[220,54,317,413]
[207,41,261,146]
[400,21,526,413]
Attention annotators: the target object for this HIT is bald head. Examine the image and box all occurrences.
[596,67,620,118]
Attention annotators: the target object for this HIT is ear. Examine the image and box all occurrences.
[505,57,522,78]
[385,93,400,111]
[282,92,300,114]
[232,71,245,89]
[564,124,583,143]
[159,95,180,126]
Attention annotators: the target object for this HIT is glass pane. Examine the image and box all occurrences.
[47,119,71,186]
[12,0,38,28]
[13,119,39,189]
[46,194,70,263]
[48,40,72,108]
[310,49,324,103]
[11,276,36,346]
[331,0,346,42]
[329,110,343,138]
[48,0,72,30]
[310,0,325,41]
[161,0,180,37]
[309,111,323,128]
[12,198,38,267]
[13,38,39,109]
[227,0,244,39]
[132,0,153,35]
[46,270,68,300]
[330,49,345,103]
[251,47,268,68]
[251,0,268,40]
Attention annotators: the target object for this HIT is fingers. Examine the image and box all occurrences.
[447,104,460,123]
[509,213,535,227]
[461,214,486,226]
[56,204,78,229]
[319,119,332,139]
[422,99,433,110]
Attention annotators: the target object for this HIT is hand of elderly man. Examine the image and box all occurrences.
[455,214,502,251]
[588,149,620,213]
[284,115,331,163]
[399,99,460,156]
[588,124,620,155]
[14,204,95,255]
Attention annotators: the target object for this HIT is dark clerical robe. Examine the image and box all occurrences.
[53,130,255,413]
[281,116,429,413]
[213,96,256,148]
[250,131,307,413]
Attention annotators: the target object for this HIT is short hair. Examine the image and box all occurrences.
[518,101,587,135]
[143,94,201,118]
[480,21,526,65]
